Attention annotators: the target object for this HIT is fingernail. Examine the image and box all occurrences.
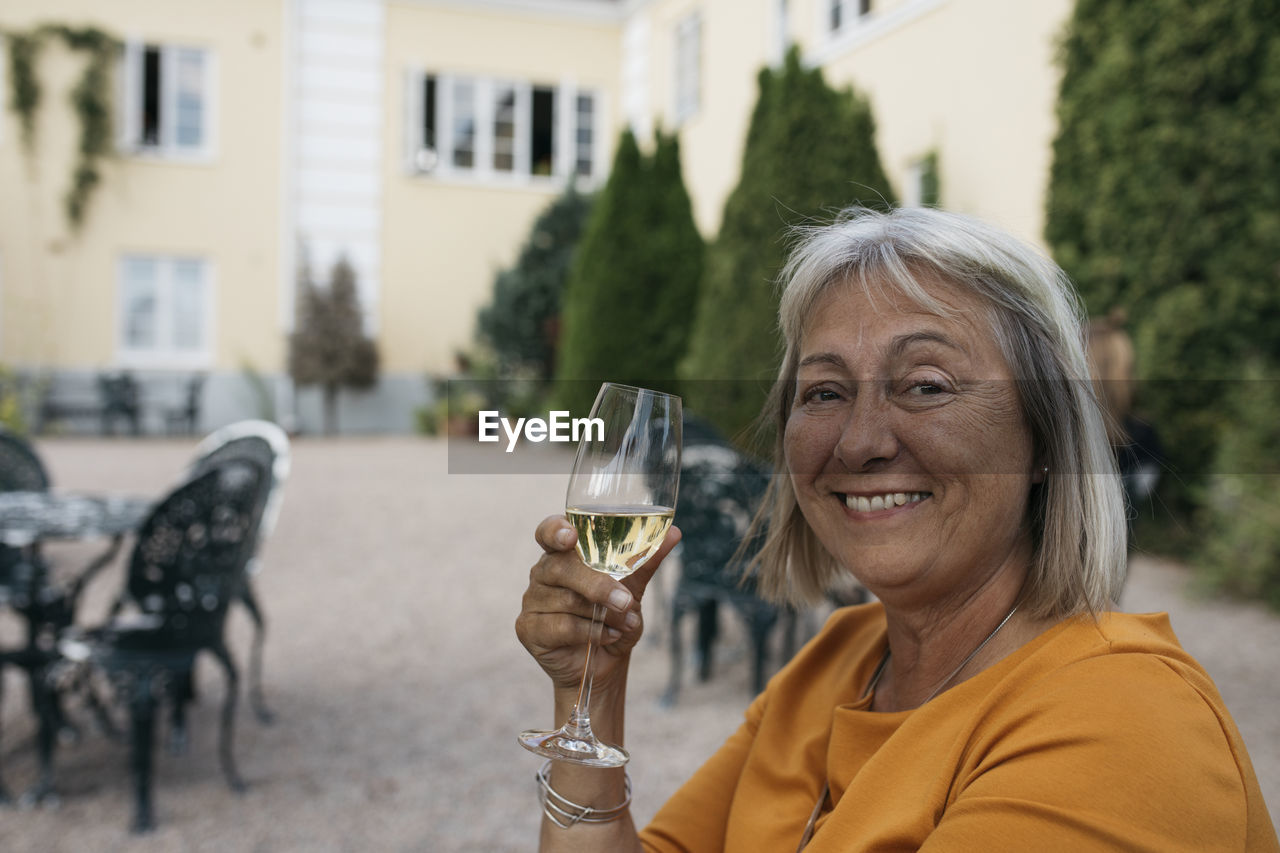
[556,528,575,547]
[624,611,641,630]
[608,589,631,612]
[604,627,622,643]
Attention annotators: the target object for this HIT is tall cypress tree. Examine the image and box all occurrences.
[1045,0,1280,507]
[554,128,704,416]
[680,48,895,446]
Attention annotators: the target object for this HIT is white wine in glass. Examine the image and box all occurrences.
[519,383,682,767]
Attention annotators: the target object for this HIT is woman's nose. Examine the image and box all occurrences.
[834,383,900,471]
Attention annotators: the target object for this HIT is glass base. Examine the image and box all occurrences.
[518,728,630,767]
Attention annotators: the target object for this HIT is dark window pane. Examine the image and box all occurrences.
[424,76,436,150]
[531,87,555,176]
[142,46,162,146]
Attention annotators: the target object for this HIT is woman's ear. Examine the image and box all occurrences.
[1032,462,1048,484]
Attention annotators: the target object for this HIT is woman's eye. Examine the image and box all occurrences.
[799,386,842,405]
[901,377,952,397]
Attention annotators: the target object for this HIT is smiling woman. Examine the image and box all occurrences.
[515,207,1280,852]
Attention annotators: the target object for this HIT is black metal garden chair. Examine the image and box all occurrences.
[55,458,268,832]
[182,420,290,726]
[661,417,778,706]
[0,427,54,804]
[0,427,51,493]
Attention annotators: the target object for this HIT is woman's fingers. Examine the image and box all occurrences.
[534,514,577,553]
[522,517,681,652]
[623,524,682,600]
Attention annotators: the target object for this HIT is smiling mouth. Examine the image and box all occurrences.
[841,492,930,513]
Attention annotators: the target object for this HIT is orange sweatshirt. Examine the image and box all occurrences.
[640,604,1279,852]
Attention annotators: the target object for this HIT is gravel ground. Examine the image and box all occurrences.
[1,436,1276,851]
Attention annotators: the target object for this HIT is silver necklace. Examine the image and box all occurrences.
[795,603,1021,852]
[912,602,1021,706]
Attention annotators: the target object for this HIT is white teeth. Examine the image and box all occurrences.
[845,492,927,512]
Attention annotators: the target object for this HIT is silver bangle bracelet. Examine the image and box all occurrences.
[536,760,632,829]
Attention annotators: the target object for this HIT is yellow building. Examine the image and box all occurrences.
[0,0,1072,433]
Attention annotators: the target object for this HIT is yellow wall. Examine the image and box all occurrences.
[379,1,622,373]
[0,0,1075,387]
[630,0,773,237]
[0,0,285,372]
[790,0,1071,246]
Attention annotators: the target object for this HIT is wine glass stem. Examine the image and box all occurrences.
[565,602,605,739]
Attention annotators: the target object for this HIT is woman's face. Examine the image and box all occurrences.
[783,275,1040,610]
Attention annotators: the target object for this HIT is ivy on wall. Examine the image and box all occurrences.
[3,23,122,230]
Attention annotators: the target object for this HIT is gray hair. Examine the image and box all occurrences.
[751,206,1126,620]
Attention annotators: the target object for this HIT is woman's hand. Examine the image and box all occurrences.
[516,514,681,695]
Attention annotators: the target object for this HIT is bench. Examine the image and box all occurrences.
[37,373,141,436]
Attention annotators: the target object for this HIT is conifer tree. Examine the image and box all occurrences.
[680,48,895,446]
[554,128,704,416]
[1045,0,1280,511]
[288,256,380,434]
[477,185,594,379]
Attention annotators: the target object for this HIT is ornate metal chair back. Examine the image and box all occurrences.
[675,431,770,589]
[188,420,290,567]
[0,427,51,493]
[125,460,266,649]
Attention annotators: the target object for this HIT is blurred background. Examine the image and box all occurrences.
[1,0,1278,847]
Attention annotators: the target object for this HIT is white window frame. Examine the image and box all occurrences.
[406,70,599,186]
[573,90,597,180]
[673,12,702,126]
[120,40,216,161]
[827,0,874,34]
[116,254,215,369]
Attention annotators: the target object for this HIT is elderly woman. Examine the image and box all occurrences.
[516,207,1278,852]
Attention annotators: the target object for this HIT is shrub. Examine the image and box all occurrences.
[1045,0,1280,519]
[476,185,594,379]
[1193,363,1280,608]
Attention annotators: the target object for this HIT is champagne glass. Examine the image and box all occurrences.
[519,383,682,767]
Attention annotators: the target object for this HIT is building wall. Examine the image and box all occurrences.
[624,0,774,237]
[379,0,622,374]
[0,0,1075,433]
[788,0,1069,245]
[0,0,287,374]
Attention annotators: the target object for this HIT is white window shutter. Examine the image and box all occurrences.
[120,39,142,149]
[404,67,422,173]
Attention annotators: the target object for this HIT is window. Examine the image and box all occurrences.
[119,255,211,364]
[531,86,556,176]
[493,83,517,172]
[451,78,476,169]
[828,0,873,32]
[122,42,212,156]
[575,94,595,178]
[674,13,702,124]
[410,73,597,182]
